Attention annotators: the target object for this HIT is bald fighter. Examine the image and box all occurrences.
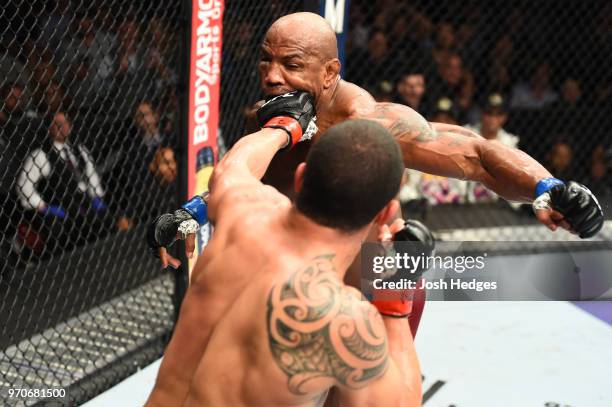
[152,11,604,335]
[250,12,602,239]
[146,94,421,406]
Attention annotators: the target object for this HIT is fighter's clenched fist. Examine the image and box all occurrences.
[257,91,317,149]
[533,178,604,238]
[147,194,208,268]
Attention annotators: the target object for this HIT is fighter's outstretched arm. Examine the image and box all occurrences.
[360,102,549,202]
[354,102,604,237]
[206,129,287,212]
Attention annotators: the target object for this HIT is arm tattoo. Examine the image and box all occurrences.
[388,118,437,143]
[372,103,437,143]
[267,254,388,395]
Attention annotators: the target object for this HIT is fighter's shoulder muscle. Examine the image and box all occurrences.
[267,254,389,395]
[209,182,290,227]
[336,80,378,118]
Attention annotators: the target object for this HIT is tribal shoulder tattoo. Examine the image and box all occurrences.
[267,254,388,395]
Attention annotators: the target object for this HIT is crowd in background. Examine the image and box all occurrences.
[0,1,179,260]
[343,0,612,204]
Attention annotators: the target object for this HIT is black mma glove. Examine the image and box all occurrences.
[147,195,207,257]
[393,219,436,281]
[533,180,604,238]
[256,91,317,149]
[371,219,435,318]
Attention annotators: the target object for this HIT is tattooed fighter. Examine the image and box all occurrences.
[146,95,421,406]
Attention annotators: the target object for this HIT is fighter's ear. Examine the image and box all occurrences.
[374,199,400,226]
[294,162,307,193]
[323,58,341,89]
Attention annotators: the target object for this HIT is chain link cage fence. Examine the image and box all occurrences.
[0,0,183,404]
[345,0,612,242]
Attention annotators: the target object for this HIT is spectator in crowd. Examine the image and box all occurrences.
[465,93,519,146]
[510,61,558,110]
[587,144,611,197]
[347,3,370,51]
[41,81,71,115]
[387,10,423,57]
[113,16,153,112]
[132,101,169,159]
[346,29,393,91]
[0,82,26,137]
[116,18,143,76]
[548,77,585,120]
[489,34,515,71]
[428,96,459,125]
[485,62,512,99]
[30,58,56,89]
[454,8,485,64]
[36,0,74,60]
[107,101,175,227]
[431,22,456,66]
[66,56,98,112]
[149,147,177,187]
[115,145,179,231]
[408,8,434,48]
[482,34,515,104]
[395,69,429,116]
[545,141,574,181]
[429,53,475,120]
[0,82,32,239]
[63,15,116,93]
[28,56,60,115]
[0,48,32,84]
[158,86,179,136]
[543,77,597,180]
[591,3,612,104]
[464,93,521,203]
[0,82,42,183]
[15,112,113,255]
[559,78,582,107]
[371,80,394,102]
[144,17,177,88]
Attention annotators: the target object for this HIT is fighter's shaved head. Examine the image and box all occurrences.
[266,12,338,60]
[259,12,341,99]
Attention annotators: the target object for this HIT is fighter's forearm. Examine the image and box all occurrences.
[474,138,552,202]
[362,103,552,202]
[429,122,551,201]
[208,128,287,190]
[383,317,421,406]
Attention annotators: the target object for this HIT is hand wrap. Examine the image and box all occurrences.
[533,178,604,238]
[256,91,317,149]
